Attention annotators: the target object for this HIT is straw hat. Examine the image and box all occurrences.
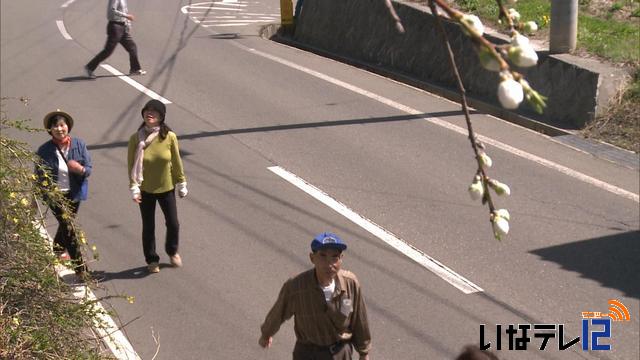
[43,109,74,130]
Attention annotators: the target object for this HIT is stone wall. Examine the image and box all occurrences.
[293,0,626,129]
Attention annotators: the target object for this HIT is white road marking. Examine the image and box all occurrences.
[61,0,76,8]
[54,19,171,104]
[243,47,638,203]
[35,223,141,360]
[56,20,72,40]
[181,1,279,28]
[269,166,484,294]
[191,6,243,11]
[203,19,276,23]
[205,23,254,27]
[99,64,172,104]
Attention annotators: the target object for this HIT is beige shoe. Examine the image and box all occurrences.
[147,262,160,273]
[170,254,182,267]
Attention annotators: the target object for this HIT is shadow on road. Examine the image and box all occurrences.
[57,75,123,82]
[89,265,174,282]
[530,230,640,299]
[86,109,475,151]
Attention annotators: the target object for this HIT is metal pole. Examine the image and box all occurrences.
[549,0,578,53]
[280,0,294,33]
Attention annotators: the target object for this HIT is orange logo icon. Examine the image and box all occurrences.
[607,299,630,322]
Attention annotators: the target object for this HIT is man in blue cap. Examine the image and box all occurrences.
[259,232,371,359]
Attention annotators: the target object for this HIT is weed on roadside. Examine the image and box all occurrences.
[0,100,116,359]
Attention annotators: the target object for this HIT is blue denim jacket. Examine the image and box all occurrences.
[36,137,93,202]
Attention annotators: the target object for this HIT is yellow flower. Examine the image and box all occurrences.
[31,174,37,180]
[12,218,19,224]
[541,15,550,27]
[91,245,97,252]
[12,317,20,326]
[9,192,16,199]
[20,198,29,207]
[126,296,135,304]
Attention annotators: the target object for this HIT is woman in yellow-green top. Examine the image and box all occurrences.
[128,99,187,274]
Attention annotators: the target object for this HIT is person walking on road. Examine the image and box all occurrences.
[85,0,146,79]
[259,232,372,360]
[128,100,187,274]
[36,110,93,275]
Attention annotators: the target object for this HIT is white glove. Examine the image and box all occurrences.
[176,182,188,198]
[130,185,141,201]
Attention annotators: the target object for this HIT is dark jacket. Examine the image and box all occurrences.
[36,137,93,202]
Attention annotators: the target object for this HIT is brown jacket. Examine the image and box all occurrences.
[261,268,372,355]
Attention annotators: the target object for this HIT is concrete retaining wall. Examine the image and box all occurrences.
[293,0,626,129]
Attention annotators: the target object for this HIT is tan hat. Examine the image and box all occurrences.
[43,109,74,131]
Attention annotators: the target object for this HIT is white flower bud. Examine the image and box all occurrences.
[468,177,484,201]
[508,34,538,67]
[492,215,510,237]
[489,179,511,196]
[495,208,510,221]
[478,47,501,72]
[479,152,493,168]
[461,14,484,37]
[512,32,529,46]
[497,74,524,109]
[508,8,521,22]
[524,21,538,34]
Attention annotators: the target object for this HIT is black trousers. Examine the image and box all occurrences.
[293,342,353,360]
[86,21,141,72]
[50,192,83,268]
[139,189,179,264]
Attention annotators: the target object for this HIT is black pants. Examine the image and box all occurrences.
[139,189,179,264]
[293,342,353,360]
[50,192,83,269]
[86,21,141,72]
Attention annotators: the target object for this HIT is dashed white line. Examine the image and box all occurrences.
[54,20,172,104]
[99,64,172,104]
[268,166,484,294]
[56,20,72,40]
[61,0,77,8]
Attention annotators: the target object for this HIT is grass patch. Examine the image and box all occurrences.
[578,15,639,63]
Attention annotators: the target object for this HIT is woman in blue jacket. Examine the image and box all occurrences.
[36,110,92,274]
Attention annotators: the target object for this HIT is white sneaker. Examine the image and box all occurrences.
[170,254,182,267]
[84,66,96,79]
[129,69,147,76]
[147,262,160,273]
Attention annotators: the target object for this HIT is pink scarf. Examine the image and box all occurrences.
[130,126,160,187]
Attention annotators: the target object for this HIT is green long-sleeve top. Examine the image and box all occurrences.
[127,131,186,193]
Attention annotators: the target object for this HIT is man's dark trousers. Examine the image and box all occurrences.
[293,342,353,360]
[86,21,141,72]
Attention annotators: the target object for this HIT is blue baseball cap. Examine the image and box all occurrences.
[311,232,347,252]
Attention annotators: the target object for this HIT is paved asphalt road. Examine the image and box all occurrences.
[2,0,638,359]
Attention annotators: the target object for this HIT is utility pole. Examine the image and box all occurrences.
[550,0,578,53]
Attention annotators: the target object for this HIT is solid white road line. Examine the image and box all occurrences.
[100,64,172,104]
[56,21,72,40]
[268,165,484,294]
[35,223,141,360]
[245,47,639,204]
